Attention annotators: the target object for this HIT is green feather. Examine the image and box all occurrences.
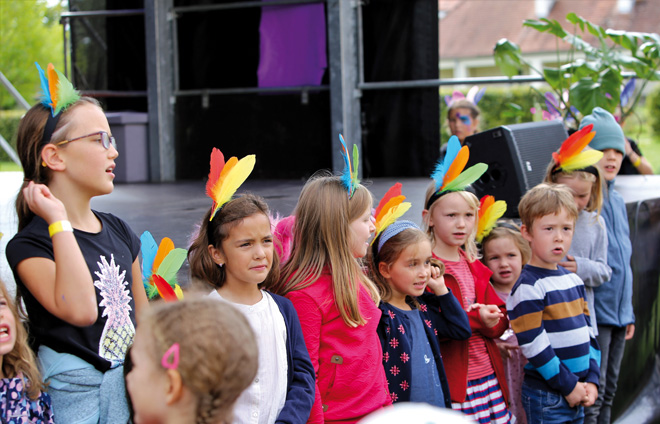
[146,283,159,299]
[442,163,488,192]
[157,248,188,286]
[53,69,80,115]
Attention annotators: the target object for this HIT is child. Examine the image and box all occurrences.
[187,149,315,423]
[580,108,635,424]
[544,125,612,337]
[126,296,259,424]
[272,173,392,423]
[507,183,600,424]
[6,63,147,422]
[369,220,471,407]
[422,137,512,423]
[481,221,531,424]
[0,280,54,423]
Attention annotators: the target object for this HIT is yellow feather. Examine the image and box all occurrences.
[210,155,256,219]
[560,150,603,173]
[371,203,412,245]
[174,284,184,300]
[375,195,405,223]
[476,200,507,243]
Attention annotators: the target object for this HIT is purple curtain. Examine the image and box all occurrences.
[258,2,327,87]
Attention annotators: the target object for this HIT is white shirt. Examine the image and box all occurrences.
[207,290,288,424]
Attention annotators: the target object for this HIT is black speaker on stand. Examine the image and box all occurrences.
[464,120,568,217]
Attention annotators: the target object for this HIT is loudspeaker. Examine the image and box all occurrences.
[464,120,568,217]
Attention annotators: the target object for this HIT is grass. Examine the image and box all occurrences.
[623,114,660,174]
[0,162,21,172]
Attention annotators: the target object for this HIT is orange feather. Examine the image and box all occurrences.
[374,183,402,218]
[558,124,593,160]
[480,195,494,216]
[441,146,469,190]
[376,196,405,223]
[47,64,59,110]
[153,238,174,272]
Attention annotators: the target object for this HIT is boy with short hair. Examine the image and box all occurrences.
[507,183,600,424]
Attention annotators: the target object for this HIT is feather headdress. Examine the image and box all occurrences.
[339,134,360,198]
[371,183,411,245]
[426,136,488,209]
[140,231,186,301]
[444,85,486,107]
[206,148,256,220]
[35,62,80,117]
[476,195,507,243]
[551,124,603,173]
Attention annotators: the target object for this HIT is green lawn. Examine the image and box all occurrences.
[623,119,660,174]
[0,162,21,172]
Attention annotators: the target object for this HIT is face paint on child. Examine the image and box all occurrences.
[457,113,472,126]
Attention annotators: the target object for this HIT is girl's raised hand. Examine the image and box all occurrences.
[23,181,67,224]
[470,303,503,328]
[426,264,449,296]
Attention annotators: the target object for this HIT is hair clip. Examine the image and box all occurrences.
[371,183,411,246]
[426,136,487,209]
[444,85,486,107]
[206,148,256,220]
[35,63,81,146]
[476,195,507,243]
[140,231,186,301]
[551,124,602,174]
[339,134,359,199]
[161,343,180,370]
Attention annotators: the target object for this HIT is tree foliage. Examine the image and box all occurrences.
[0,0,65,110]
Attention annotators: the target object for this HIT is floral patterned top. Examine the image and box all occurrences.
[0,375,54,423]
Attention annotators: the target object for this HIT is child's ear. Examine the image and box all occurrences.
[165,369,184,405]
[520,224,533,243]
[378,262,391,279]
[422,209,432,227]
[208,244,226,267]
[41,144,66,171]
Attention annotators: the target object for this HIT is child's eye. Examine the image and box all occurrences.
[240,242,251,247]
[264,238,273,244]
[466,213,474,218]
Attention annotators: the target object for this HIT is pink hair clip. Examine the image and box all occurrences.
[161,343,180,370]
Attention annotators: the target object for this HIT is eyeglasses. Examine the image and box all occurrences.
[56,131,117,150]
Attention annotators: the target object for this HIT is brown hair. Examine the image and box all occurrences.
[15,98,102,231]
[518,183,579,230]
[271,173,380,327]
[188,194,280,290]
[422,183,481,262]
[0,281,46,400]
[140,297,258,424]
[481,221,532,266]
[544,160,603,215]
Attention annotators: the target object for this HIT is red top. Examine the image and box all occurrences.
[286,271,392,423]
[432,250,510,404]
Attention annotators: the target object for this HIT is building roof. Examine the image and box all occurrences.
[439,0,660,59]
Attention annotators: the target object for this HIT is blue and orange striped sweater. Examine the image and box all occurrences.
[506,265,600,396]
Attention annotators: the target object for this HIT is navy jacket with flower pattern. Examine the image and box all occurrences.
[377,290,471,406]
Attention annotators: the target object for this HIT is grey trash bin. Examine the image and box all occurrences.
[105,112,149,183]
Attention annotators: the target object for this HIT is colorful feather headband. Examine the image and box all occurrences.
[140,231,186,302]
[551,124,602,175]
[444,85,486,107]
[426,135,488,210]
[206,148,256,220]
[339,134,360,198]
[372,183,411,246]
[476,195,507,243]
[35,63,81,146]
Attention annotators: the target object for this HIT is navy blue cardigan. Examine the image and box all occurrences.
[269,292,316,423]
[377,290,471,406]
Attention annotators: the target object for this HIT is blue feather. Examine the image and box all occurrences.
[339,134,353,193]
[140,231,158,282]
[431,136,461,190]
[473,87,486,105]
[35,63,51,108]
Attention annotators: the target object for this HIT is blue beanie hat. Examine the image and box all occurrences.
[579,107,625,155]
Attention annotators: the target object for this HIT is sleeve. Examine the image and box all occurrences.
[276,299,317,424]
[421,290,471,340]
[507,278,579,396]
[469,281,508,339]
[6,224,54,270]
[286,290,325,424]
[574,217,611,288]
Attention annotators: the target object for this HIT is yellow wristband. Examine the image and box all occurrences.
[48,220,73,237]
[632,155,642,168]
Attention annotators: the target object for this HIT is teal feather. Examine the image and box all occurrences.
[442,163,488,192]
[431,136,461,190]
[35,63,51,108]
[339,134,359,197]
[140,231,158,283]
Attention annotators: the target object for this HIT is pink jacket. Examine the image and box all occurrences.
[286,271,391,423]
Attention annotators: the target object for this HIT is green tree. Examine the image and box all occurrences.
[0,0,64,109]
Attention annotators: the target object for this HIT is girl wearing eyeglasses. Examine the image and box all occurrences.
[6,63,147,423]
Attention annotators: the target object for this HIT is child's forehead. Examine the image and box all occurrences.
[533,208,575,225]
[436,192,474,208]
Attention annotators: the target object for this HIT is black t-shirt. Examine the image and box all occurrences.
[618,138,643,175]
[6,211,140,372]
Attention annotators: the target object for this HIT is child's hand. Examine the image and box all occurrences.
[581,382,598,407]
[426,264,448,296]
[625,323,635,340]
[559,255,578,273]
[495,341,519,359]
[23,181,67,224]
[469,303,504,328]
[565,382,588,407]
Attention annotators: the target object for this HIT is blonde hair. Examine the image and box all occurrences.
[188,194,280,291]
[422,183,481,262]
[481,221,532,266]
[272,174,380,327]
[0,281,46,400]
[544,160,603,215]
[368,227,442,305]
[140,297,258,424]
[518,183,579,230]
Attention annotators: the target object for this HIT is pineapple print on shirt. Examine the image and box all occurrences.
[94,254,135,365]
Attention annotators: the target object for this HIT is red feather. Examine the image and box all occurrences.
[153,275,178,302]
[206,148,225,198]
[558,124,593,161]
[375,183,402,218]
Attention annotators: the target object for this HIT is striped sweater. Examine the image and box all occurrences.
[506,265,600,396]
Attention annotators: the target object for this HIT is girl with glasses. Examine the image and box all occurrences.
[6,63,148,423]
